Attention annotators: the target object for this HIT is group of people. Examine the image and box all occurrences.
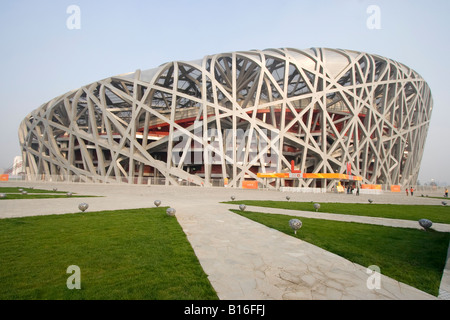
[346,185,360,195]
[405,187,414,196]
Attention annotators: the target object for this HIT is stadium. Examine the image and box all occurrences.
[18,48,433,190]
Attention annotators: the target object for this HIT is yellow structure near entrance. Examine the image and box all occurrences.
[256,171,362,191]
[256,172,362,181]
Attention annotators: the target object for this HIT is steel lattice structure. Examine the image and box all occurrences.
[19,48,433,189]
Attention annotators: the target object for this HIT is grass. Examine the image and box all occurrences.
[0,187,97,200]
[0,208,218,300]
[224,200,450,224]
[231,209,450,297]
[0,194,96,200]
[0,187,67,193]
[428,196,450,200]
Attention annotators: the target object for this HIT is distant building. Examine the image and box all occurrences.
[18,48,433,189]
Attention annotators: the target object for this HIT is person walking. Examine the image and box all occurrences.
[405,188,409,196]
[410,187,414,196]
[445,188,448,198]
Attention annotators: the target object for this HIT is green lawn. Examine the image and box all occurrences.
[0,187,97,200]
[225,200,450,224]
[0,187,67,194]
[231,209,450,297]
[0,208,218,300]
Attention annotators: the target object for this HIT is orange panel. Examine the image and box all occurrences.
[390,185,401,192]
[362,184,382,189]
[0,174,9,181]
[242,180,258,189]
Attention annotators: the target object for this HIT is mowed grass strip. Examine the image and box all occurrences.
[0,208,218,300]
[231,209,450,297]
[225,200,450,224]
[0,194,95,200]
[0,187,96,200]
[0,187,67,194]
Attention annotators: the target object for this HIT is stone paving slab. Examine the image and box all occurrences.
[0,181,448,300]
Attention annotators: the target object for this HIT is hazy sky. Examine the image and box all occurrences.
[0,0,449,185]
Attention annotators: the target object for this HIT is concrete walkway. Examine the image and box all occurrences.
[1,181,449,300]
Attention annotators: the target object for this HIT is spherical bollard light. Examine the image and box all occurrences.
[0,193,6,199]
[166,207,176,216]
[21,191,28,195]
[53,188,58,192]
[18,188,23,192]
[419,219,432,231]
[368,199,373,204]
[313,203,320,212]
[286,196,291,201]
[239,204,246,211]
[289,219,302,234]
[231,196,236,201]
[154,200,161,207]
[66,192,73,197]
[442,201,447,206]
[78,203,89,212]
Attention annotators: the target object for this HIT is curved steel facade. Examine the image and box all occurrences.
[19,48,433,189]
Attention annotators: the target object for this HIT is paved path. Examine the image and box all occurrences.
[1,181,449,300]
